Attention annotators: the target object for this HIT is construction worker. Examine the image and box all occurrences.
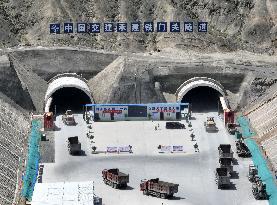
[190,132,195,141]
[194,143,199,152]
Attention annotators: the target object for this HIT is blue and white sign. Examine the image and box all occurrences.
[170,22,180,32]
[144,22,154,32]
[117,23,127,32]
[173,146,184,152]
[89,23,100,33]
[198,22,208,32]
[77,23,87,33]
[131,22,140,32]
[50,23,60,34]
[157,22,167,32]
[104,23,114,32]
[118,146,131,153]
[184,22,193,32]
[64,23,73,33]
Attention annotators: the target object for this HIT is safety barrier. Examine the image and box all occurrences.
[21,120,41,201]
[237,115,256,138]
[237,115,277,205]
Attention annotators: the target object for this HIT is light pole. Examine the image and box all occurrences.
[134,73,137,103]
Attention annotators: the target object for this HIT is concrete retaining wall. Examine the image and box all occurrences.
[0,93,31,205]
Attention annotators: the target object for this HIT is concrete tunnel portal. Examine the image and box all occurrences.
[176,77,227,112]
[44,74,94,114]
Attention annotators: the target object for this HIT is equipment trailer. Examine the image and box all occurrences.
[140,178,179,199]
[102,168,129,189]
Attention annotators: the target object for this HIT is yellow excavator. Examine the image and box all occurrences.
[204,117,218,132]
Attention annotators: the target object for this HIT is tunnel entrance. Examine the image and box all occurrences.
[181,86,223,112]
[49,87,91,114]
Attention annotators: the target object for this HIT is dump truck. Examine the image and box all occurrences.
[218,144,234,160]
[252,178,268,200]
[219,158,233,174]
[204,117,218,132]
[140,178,179,199]
[215,168,231,189]
[226,123,238,135]
[166,122,185,129]
[62,110,76,125]
[248,165,258,182]
[67,136,81,155]
[102,168,129,189]
[236,139,251,158]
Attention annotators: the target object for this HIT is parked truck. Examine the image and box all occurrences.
[215,168,231,189]
[140,178,179,199]
[218,144,234,161]
[252,178,268,200]
[236,139,251,157]
[102,168,129,189]
[219,158,233,174]
[67,136,81,155]
[248,164,258,182]
[226,123,238,135]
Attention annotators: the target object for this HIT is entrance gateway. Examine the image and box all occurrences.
[84,103,190,122]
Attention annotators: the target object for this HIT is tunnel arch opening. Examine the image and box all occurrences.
[176,77,227,112]
[181,86,223,112]
[44,74,94,113]
[49,87,92,114]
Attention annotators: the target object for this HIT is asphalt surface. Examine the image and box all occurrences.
[41,113,269,205]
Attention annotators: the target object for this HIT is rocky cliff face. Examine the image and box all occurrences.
[0,0,276,54]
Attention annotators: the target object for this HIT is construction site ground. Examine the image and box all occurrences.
[41,113,268,205]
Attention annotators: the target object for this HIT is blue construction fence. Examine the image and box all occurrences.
[237,115,277,205]
[21,120,41,201]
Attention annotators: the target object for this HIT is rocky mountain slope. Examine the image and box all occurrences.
[0,0,276,54]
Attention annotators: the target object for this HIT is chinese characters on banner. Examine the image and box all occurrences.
[50,22,208,34]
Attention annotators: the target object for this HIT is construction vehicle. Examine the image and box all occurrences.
[204,117,218,132]
[248,165,258,182]
[215,168,231,189]
[252,178,268,200]
[140,178,179,199]
[236,139,251,158]
[67,136,81,155]
[218,144,234,161]
[166,122,185,129]
[102,168,129,189]
[62,110,76,125]
[219,158,233,175]
[226,123,238,135]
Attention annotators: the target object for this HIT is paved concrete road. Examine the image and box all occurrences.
[42,113,268,205]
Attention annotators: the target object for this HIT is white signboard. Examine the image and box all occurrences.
[173,145,184,152]
[160,145,172,153]
[118,146,131,153]
[106,147,118,153]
